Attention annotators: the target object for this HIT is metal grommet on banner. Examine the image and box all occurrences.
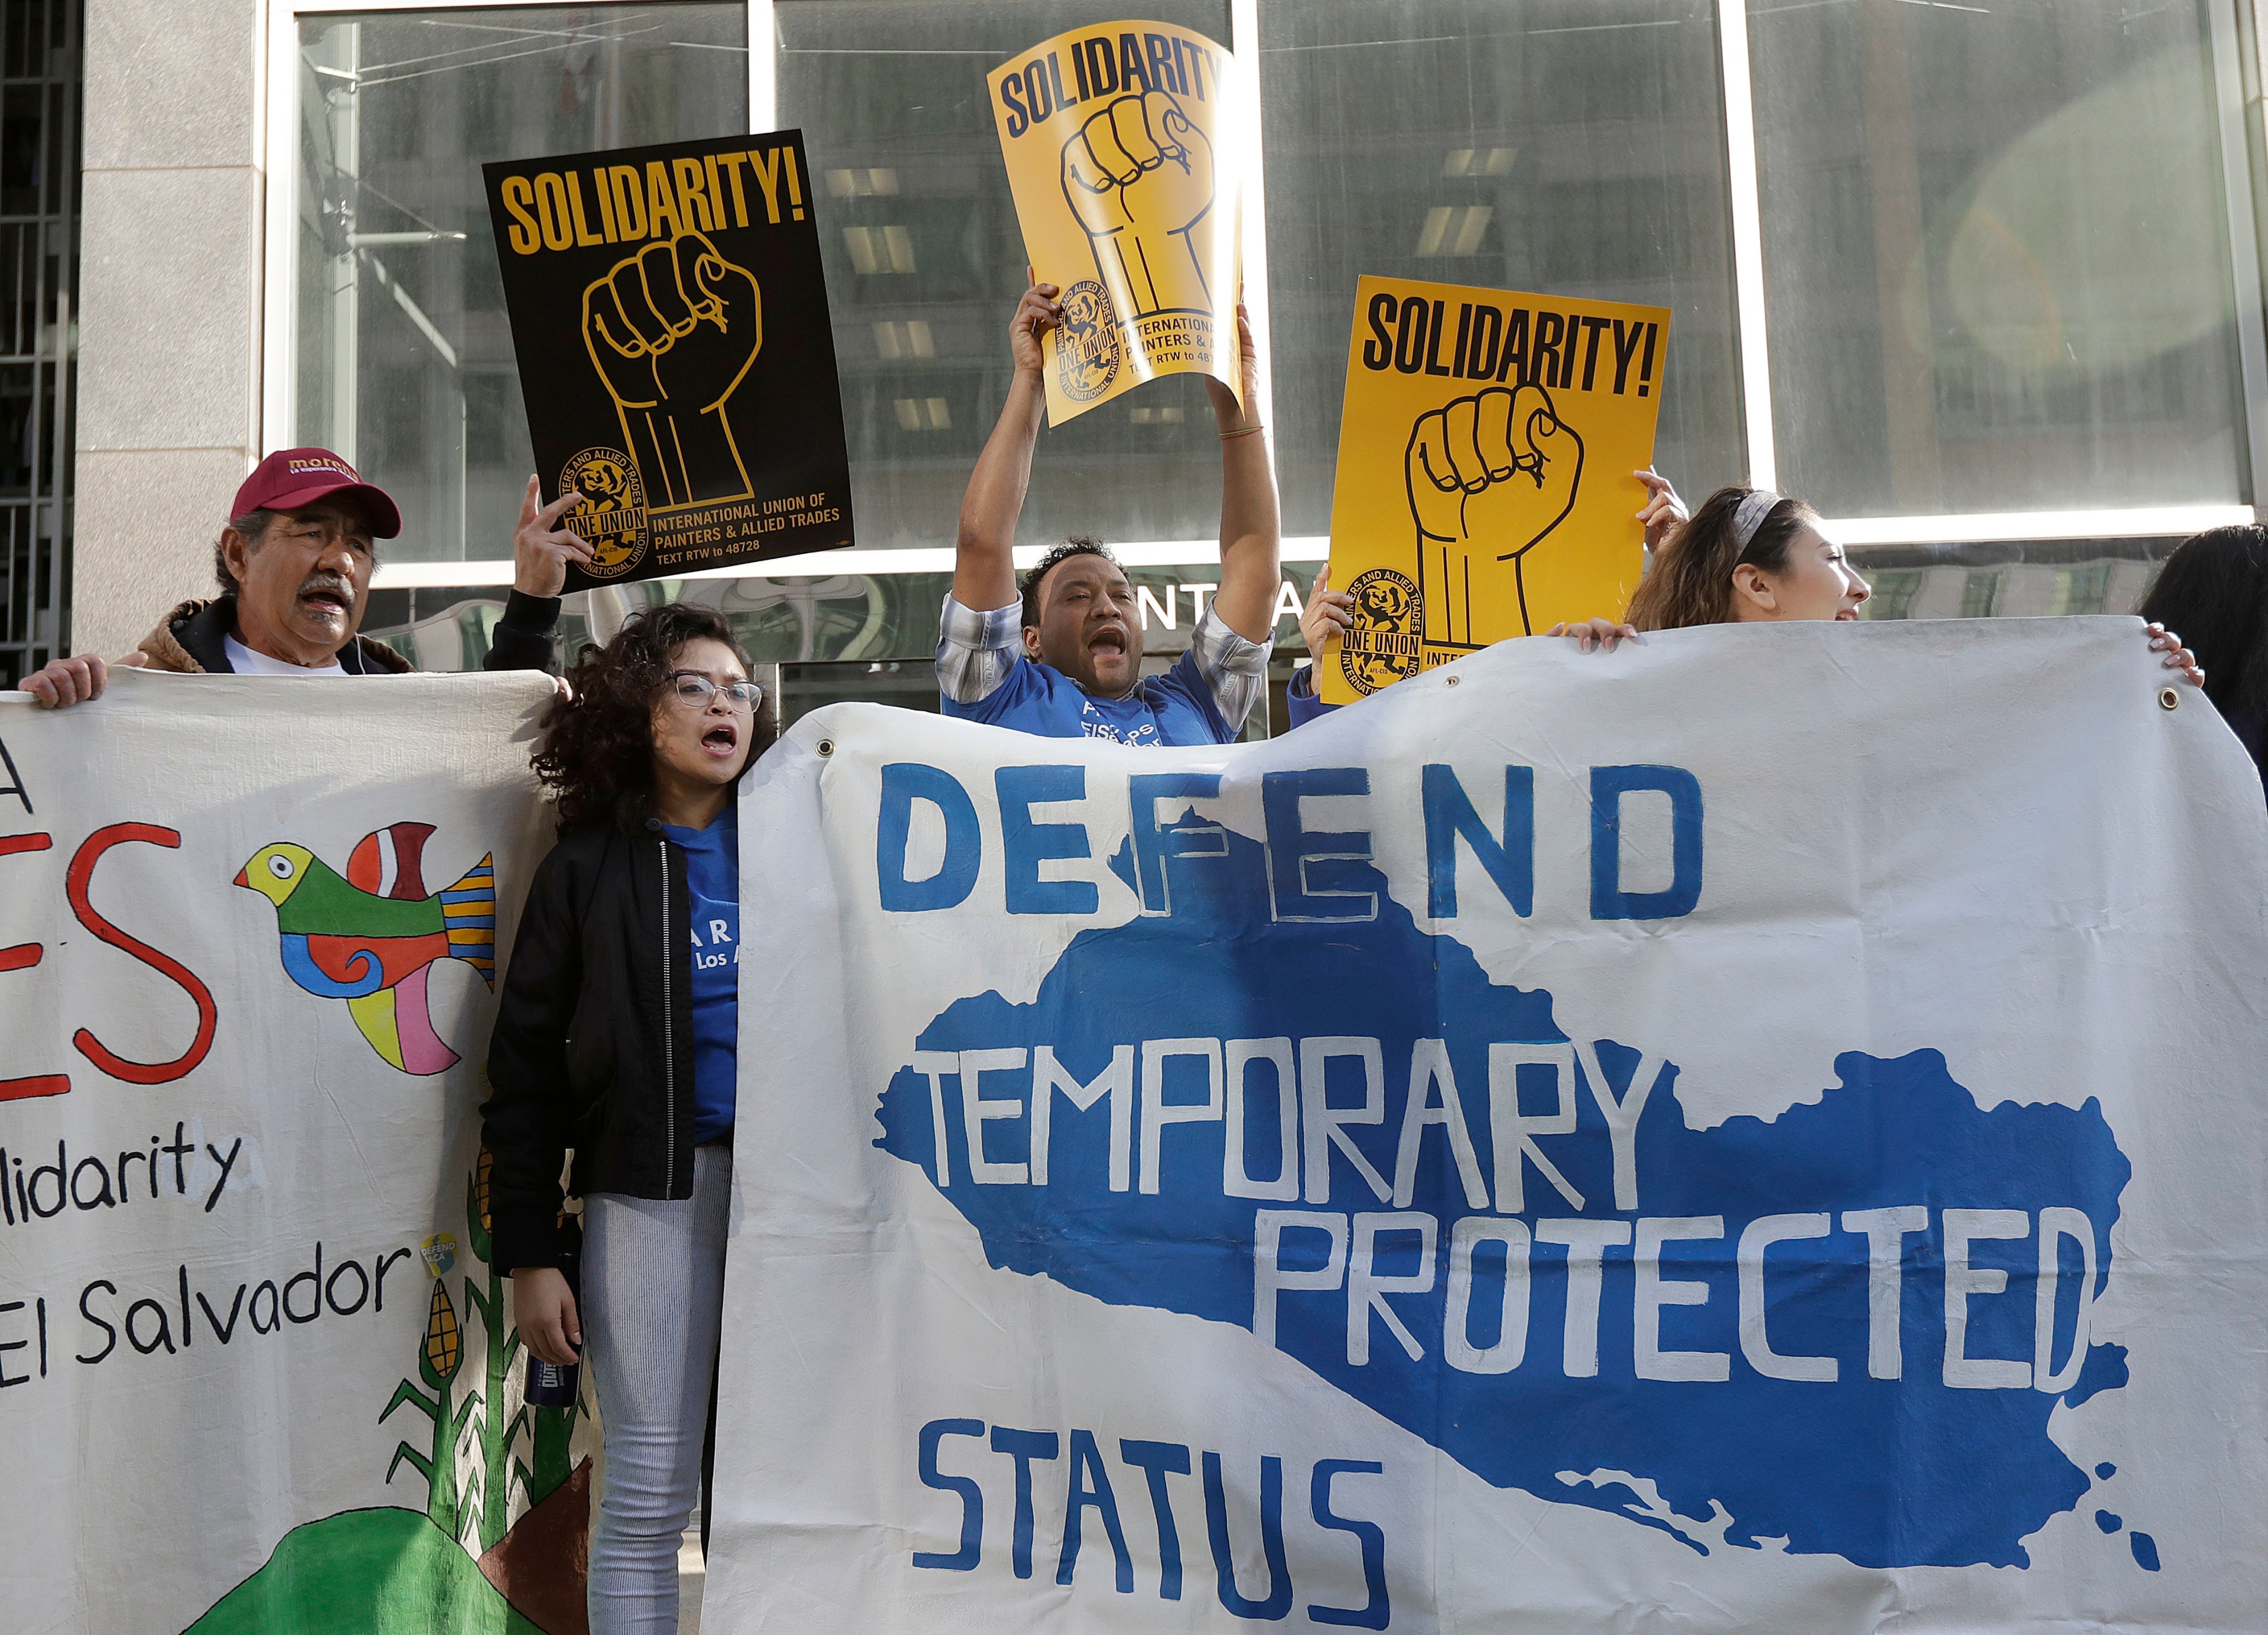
[2158,688,2179,711]
[817,739,835,756]
[1444,674,1460,687]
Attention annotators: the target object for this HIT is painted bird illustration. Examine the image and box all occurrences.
[234,822,496,1075]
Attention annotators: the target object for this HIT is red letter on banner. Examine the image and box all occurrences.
[0,831,67,1101]
[66,823,217,1084]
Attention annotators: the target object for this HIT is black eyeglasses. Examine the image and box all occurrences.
[666,671,763,712]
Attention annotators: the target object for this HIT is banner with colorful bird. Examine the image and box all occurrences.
[235,823,497,1074]
[0,669,594,1634]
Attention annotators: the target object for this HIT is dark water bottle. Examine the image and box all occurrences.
[524,1228,581,1409]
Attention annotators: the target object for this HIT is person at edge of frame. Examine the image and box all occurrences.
[2139,523,2268,799]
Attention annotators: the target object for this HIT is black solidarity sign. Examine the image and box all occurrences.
[484,131,854,590]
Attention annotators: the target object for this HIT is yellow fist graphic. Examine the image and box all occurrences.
[1405,384,1584,645]
[581,230,762,511]
[1059,89,1216,321]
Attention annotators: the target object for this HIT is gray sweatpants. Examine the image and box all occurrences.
[583,1142,732,1635]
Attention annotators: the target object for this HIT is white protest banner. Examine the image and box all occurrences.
[708,620,2268,1633]
[0,670,593,1635]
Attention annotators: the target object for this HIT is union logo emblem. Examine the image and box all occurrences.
[1055,280,1124,403]
[560,447,648,579]
[1338,567,1426,696]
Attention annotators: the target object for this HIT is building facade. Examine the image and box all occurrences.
[45,0,2268,727]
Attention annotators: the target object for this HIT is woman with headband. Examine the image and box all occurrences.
[1569,487,2204,692]
[1293,483,2201,714]
[1620,485,1868,630]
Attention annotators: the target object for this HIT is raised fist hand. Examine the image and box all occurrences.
[581,230,762,509]
[1405,384,1584,643]
[1059,89,1216,320]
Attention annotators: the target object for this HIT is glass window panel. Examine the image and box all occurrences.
[1750,0,2246,516]
[293,5,748,563]
[775,0,1231,551]
[1257,0,1745,537]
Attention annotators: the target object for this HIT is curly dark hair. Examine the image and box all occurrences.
[533,603,763,830]
[1020,536,1118,628]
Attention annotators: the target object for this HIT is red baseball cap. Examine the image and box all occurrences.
[233,447,402,539]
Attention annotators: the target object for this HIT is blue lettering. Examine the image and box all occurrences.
[998,765,1097,916]
[1422,764,1534,918]
[878,763,981,912]
[1058,1427,1134,1591]
[912,1419,1395,1608]
[1589,765,1703,919]
[1264,769,1377,924]
[990,1425,1060,1579]
[1307,1460,1390,1629]
[1203,1450,1293,1618]
[913,1419,985,1571]
[1129,772,1226,916]
[1119,1438,1190,1598]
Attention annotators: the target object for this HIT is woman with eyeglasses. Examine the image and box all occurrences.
[480,602,770,1635]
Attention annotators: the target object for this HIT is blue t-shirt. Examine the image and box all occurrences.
[661,808,739,1144]
[942,648,1234,746]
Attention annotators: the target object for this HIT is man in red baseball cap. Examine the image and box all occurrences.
[20,448,588,702]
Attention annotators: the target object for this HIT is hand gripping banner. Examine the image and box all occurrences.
[706,620,2268,1633]
[0,672,590,1635]
[989,21,1247,425]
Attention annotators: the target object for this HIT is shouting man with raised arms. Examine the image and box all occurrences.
[936,281,1280,745]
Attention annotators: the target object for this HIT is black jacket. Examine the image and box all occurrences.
[482,812,699,1273]
[484,591,567,675]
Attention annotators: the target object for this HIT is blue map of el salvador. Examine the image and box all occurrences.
[874,816,2132,1571]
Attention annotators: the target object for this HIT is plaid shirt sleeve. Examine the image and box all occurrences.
[1187,605,1273,735]
[935,592,1023,705]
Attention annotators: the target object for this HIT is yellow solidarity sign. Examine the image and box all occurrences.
[988,21,1245,426]
[1319,276,1671,705]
